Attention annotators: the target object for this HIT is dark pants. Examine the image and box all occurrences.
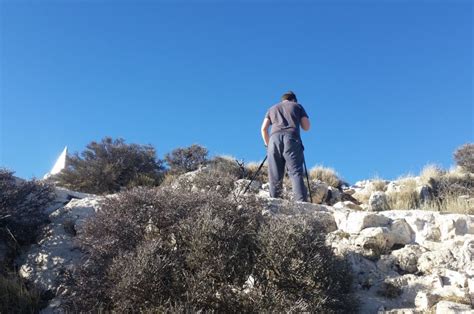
[267,132,308,202]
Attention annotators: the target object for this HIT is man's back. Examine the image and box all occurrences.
[265,100,309,137]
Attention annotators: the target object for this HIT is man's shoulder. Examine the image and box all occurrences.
[267,102,282,112]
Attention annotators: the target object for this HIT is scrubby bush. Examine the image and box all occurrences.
[65,187,356,312]
[0,169,53,264]
[54,137,164,194]
[309,166,342,188]
[454,143,474,173]
[253,215,356,312]
[165,144,208,174]
[208,155,245,180]
[161,155,243,197]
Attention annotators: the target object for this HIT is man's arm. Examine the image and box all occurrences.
[301,116,311,131]
[261,118,271,146]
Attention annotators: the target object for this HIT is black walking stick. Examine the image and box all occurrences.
[242,156,267,195]
[303,158,313,203]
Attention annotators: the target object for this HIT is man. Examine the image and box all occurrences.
[261,91,311,202]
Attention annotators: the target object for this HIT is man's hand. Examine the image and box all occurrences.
[261,118,271,147]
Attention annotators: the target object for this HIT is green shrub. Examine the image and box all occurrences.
[454,143,474,173]
[54,137,164,194]
[65,187,357,312]
[165,144,208,174]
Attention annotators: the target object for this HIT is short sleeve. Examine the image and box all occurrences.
[265,110,272,123]
[299,104,309,119]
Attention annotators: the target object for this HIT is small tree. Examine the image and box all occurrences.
[54,137,164,194]
[454,143,474,173]
[165,144,208,174]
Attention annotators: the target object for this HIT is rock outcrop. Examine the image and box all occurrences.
[17,175,474,313]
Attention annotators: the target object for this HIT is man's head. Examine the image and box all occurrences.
[281,91,297,102]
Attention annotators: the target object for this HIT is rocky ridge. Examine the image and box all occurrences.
[17,173,474,313]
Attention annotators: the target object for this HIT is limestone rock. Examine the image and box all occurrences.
[18,197,100,293]
[414,291,439,310]
[390,219,415,245]
[434,300,472,314]
[355,227,395,256]
[338,211,392,234]
[333,201,363,211]
[392,245,428,274]
[369,191,390,211]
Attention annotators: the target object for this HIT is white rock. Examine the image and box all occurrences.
[355,227,395,254]
[435,300,472,314]
[391,245,428,273]
[390,219,415,245]
[418,249,457,274]
[342,211,392,234]
[415,291,439,310]
[18,196,100,293]
[334,201,363,211]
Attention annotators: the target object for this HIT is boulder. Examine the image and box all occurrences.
[391,245,428,274]
[355,227,395,255]
[390,219,415,245]
[417,185,432,204]
[434,300,472,314]
[414,291,439,310]
[326,186,342,205]
[310,180,328,204]
[340,211,392,233]
[417,249,457,274]
[333,201,363,211]
[369,191,390,211]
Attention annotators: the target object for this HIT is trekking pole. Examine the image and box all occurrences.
[242,156,267,195]
[303,158,313,203]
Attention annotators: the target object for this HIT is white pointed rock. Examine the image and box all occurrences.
[43,146,68,179]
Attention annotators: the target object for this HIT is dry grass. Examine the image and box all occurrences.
[371,179,387,192]
[422,194,473,215]
[245,161,268,184]
[309,166,341,188]
[386,176,419,210]
[420,164,445,186]
[0,273,41,313]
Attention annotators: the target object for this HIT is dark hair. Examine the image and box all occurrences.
[281,91,297,102]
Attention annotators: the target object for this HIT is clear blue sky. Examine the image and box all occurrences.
[1,0,472,183]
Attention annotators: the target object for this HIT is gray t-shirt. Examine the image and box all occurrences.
[265,100,309,137]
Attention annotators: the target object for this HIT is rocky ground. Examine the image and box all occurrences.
[16,174,474,313]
